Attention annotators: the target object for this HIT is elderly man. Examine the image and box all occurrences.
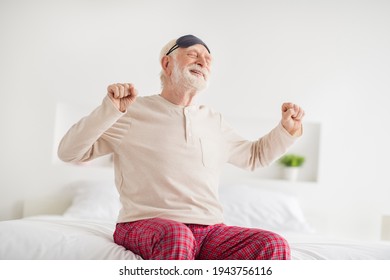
[58,34,305,260]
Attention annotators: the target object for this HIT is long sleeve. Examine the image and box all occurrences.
[222,117,299,171]
[57,96,127,163]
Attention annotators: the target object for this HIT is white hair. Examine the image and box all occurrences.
[159,38,177,88]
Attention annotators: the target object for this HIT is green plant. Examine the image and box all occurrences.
[278,154,305,167]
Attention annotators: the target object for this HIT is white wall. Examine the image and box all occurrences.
[1,0,390,241]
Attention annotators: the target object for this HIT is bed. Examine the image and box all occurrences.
[1,180,390,260]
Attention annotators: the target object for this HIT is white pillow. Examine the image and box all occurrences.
[219,184,313,233]
[63,180,121,221]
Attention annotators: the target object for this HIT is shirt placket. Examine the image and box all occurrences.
[184,108,194,145]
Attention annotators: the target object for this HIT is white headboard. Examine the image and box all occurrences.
[22,187,74,217]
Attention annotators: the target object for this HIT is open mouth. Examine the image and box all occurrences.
[190,69,205,79]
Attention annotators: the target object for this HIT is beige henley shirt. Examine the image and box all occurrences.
[58,94,299,225]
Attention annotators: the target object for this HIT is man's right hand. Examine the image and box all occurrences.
[107,83,138,112]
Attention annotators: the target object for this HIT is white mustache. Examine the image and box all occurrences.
[187,65,209,79]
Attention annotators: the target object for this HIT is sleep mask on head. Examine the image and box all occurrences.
[165,34,210,56]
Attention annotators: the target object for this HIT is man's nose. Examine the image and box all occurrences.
[196,56,207,68]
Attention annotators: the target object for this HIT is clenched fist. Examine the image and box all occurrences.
[281,102,305,136]
[107,83,138,112]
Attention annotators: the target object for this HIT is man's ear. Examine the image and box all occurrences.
[161,56,172,76]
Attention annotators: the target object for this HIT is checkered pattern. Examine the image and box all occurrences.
[113,218,290,260]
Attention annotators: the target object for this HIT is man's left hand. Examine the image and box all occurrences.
[281,103,305,136]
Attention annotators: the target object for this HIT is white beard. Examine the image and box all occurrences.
[171,63,209,92]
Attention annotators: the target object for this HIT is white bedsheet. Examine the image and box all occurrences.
[283,231,390,260]
[1,216,390,260]
[0,216,140,260]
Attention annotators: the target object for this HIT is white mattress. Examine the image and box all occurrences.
[1,215,390,260]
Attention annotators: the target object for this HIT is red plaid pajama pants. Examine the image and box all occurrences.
[113,218,290,260]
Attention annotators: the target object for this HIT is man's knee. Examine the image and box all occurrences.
[258,232,291,260]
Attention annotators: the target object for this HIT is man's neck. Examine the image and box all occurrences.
[160,85,198,107]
